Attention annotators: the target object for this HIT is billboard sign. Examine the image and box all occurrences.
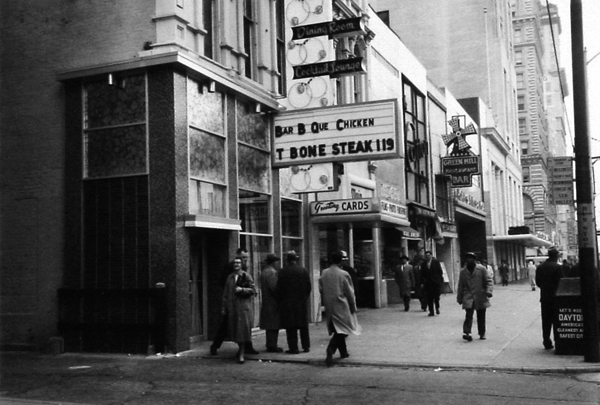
[273,99,399,168]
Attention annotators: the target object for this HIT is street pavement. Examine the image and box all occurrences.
[2,279,600,405]
[186,279,600,373]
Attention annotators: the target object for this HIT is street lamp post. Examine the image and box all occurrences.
[571,0,600,362]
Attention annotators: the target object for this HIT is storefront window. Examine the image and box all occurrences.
[403,79,429,205]
[83,74,147,179]
[240,191,272,327]
[189,180,226,217]
[281,198,303,256]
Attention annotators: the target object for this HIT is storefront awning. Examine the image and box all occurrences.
[487,234,553,248]
[311,212,411,228]
[184,215,242,231]
[396,225,421,240]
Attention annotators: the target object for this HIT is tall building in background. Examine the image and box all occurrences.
[377,0,552,279]
[538,1,577,261]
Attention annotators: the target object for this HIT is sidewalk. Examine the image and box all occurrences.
[185,280,600,373]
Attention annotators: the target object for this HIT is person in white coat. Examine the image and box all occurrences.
[319,250,361,367]
[457,252,493,341]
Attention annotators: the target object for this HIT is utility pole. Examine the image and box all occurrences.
[571,0,600,362]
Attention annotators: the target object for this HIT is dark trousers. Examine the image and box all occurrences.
[426,285,441,314]
[541,301,555,345]
[463,308,486,336]
[285,327,310,351]
[265,329,280,350]
[326,333,348,356]
[402,295,411,310]
[211,313,254,350]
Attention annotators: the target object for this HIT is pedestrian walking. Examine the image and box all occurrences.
[456,252,493,341]
[560,259,571,277]
[221,257,256,364]
[421,250,444,316]
[527,260,537,291]
[278,250,312,354]
[320,250,361,367]
[394,255,414,311]
[210,248,259,355]
[411,256,427,311]
[535,248,563,350]
[340,250,358,295]
[499,260,509,286]
[481,259,495,284]
[259,253,283,353]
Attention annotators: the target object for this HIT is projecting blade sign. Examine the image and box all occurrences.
[441,116,481,187]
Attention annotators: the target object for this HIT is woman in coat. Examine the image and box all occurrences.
[319,250,361,367]
[222,257,256,363]
[457,252,493,341]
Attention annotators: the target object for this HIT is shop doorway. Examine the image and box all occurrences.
[189,229,230,343]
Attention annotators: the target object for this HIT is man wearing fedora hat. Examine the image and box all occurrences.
[394,254,414,311]
[277,250,312,354]
[457,252,493,341]
[535,247,563,349]
[260,253,283,353]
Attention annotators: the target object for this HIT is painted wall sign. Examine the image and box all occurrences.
[291,17,366,40]
[548,156,574,205]
[273,99,399,168]
[292,57,365,80]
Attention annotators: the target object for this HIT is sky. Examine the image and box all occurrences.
[551,0,600,157]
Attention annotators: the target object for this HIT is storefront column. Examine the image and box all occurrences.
[373,226,383,308]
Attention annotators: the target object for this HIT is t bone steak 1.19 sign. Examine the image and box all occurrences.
[273,99,399,168]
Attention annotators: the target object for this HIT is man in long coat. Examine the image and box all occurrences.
[535,248,563,349]
[421,250,444,316]
[457,252,493,341]
[394,255,414,311]
[259,253,282,352]
[278,251,312,354]
[320,250,361,367]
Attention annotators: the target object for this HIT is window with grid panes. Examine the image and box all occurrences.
[403,79,429,204]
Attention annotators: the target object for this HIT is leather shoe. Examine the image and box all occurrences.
[303,348,310,353]
[340,352,350,359]
[436,309,440,315]
[285,349,300,354]
[266,347,284,353]
[325,349,333,367]
[463,334,473,342]
[479,335,486,340]
[428,313,435,317]
[245,348,259,355]
[210,346,218,355]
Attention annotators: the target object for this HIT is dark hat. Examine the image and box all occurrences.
[340,250,349,259]
[286,250,299,261]
[548,247,560,257]
[465,252,477,259]
[266,253,280,263]
[400,254,409,260]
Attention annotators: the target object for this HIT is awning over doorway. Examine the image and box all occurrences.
[487,234,553,248]
[396,225,421,240]
[184,215,242,231]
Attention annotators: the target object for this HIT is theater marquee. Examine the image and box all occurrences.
[272,99,399,168]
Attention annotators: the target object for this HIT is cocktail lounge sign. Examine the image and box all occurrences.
[441,116,481,187]
[292,57,365,79]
